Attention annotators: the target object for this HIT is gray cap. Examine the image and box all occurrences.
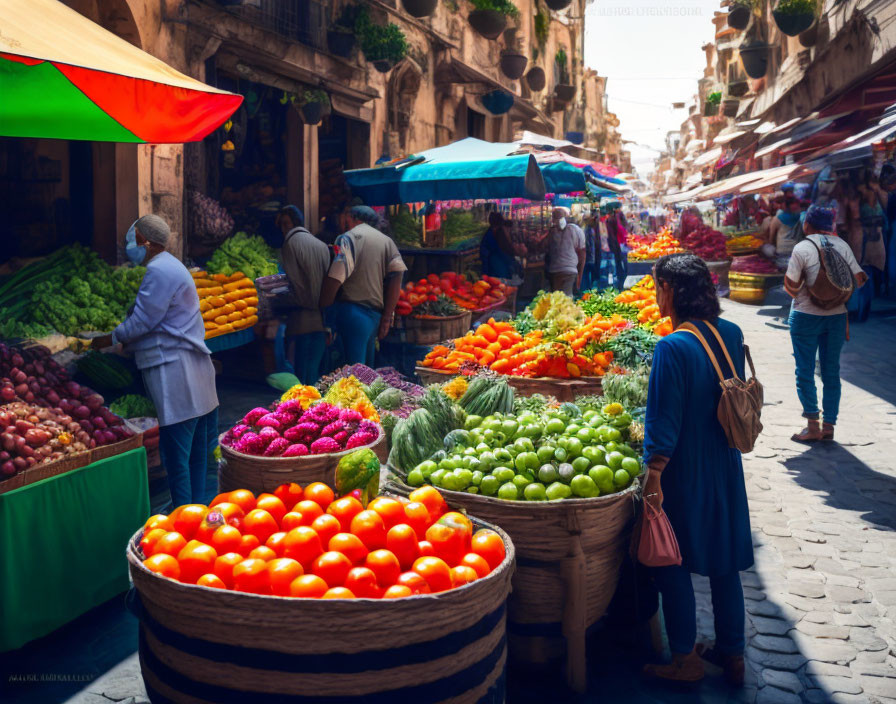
[135,214,170,246]
[349,205,380,227]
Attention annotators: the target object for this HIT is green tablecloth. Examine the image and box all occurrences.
[0,448,150,651]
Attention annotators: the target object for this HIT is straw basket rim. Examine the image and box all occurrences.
[127,505,515,606]
[219,425,385,464]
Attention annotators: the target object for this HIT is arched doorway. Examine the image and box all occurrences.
[387,59,423,155]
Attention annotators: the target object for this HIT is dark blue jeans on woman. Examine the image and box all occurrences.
[789,310,847,425]
[654,566,745,656]
[159,408,219,508]
[326,301,381,367]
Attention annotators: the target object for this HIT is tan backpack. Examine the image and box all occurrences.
[678,322,763,453]
[802,236,855,310]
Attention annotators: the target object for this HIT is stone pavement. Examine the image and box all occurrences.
[704,299,896,704]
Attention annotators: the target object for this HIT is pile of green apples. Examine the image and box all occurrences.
[405,403,642,501]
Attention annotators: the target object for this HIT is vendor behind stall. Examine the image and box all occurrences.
[278,206,330,385]
[96,215,218,508]
[480,211,515,279]
[320,204,407,366]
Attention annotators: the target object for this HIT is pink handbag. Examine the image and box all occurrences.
[637,502,683,567]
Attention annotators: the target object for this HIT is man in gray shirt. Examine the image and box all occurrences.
[277,206,330,384]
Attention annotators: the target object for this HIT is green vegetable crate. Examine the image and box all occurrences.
[416,367,602,403]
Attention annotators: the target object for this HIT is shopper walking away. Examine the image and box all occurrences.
[604,203,628,289]
[320,204,407,366]
[278,206,330,385]
[582,216,599,290]
[480,212,515,280]
[641,253,753,687]
[546,207,585,295]
[96,215,218,508]
[784,205,867,443]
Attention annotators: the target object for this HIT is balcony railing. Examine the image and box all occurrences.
[220,0,328,51]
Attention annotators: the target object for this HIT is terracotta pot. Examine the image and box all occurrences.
[401,0,438,18]
[526,66,546,92]
[327,29,355,58]
[544,0,572,9]
[468,9,506,40]
[500,51,528,80]
[773,10,815,37]
[300,102,324,125]
[372,59,395,73]
[554,83,576,103]
[739,40,769,79]
[727,4,751,30]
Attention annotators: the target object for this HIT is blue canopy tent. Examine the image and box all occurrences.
[344,137,587,205]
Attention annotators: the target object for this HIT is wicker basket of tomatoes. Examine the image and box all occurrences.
[127,483,515,704]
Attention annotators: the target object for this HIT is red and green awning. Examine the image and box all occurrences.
[0,0,242,143]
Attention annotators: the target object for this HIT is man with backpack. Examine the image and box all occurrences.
[784,204,868,443]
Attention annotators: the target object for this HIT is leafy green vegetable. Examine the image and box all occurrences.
[109,394,157,419]
[579,288,639,321]
[206,232,278,280]
[601,366,650,410]
[388,207,421,248]
[416,295,463,317]
[605,328,660,367]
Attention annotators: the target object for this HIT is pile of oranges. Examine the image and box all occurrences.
[139,483,506,599]
[627,230,684,262]
[614,276,673,337]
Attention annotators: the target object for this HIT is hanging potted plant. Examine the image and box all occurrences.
[468,0,519,40]
[356,7,409,73]
[727,0,754,31]
[553,47,575,102]
[773,0,816,37]
[704,91,722,117]
[739,37,770,78]
[481,89,515,115]
[328,5,358,58]
[402,0,438,18]
[499,28,527,79]
[296,89,330,125]
[727,79,749,97]
[526,66,546,91]
[544,0,571,10]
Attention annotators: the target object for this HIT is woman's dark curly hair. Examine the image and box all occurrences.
[654,253,720,321]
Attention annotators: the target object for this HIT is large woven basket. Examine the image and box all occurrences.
[126,514,515,704]
[416,366,602,402]
[0,450,91,496]
[219,430,388,494]
[90,432,144,463]
[401,311,472,345]
[390,479,639,693]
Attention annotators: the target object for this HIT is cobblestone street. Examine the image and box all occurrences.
[702,299,896,704]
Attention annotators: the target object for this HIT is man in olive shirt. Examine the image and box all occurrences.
[320,205,407,366]
[277,206,330,383]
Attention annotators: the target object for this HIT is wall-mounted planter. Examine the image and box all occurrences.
[372,59,395,73]
[739,40,770,79]
[544,0,572,10]
[722,98,740,117]
[525,66,546,92]
[727,80,749,97]
[468,9,506,40]
[327,29,355,58]
[727,4,751,30]
[500,51,528,80]
[401,0,438,18]
[554,83,576,103]
[773,10,815,37]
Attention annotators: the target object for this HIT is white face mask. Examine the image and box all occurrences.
[557,218,567,230]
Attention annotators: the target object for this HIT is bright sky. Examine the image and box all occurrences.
[584,0,722,178]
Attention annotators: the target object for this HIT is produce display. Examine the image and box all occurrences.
[726,234,764,255]
[398,273,510,315]
[627,230,683,261]
[0,402,94,478]
[193,270,259,339]
[612,276,673,337]
[139,479,506,597]
[189,190,235,241]
[205,232,279,280]
[678,217,728,262]
[221,401,382,457]
[76,351,134,390]
[109,394,157,419]
[440,209,487,250]
[396,294,463,319]
[731,255,781,274]
[0,244,144,339]
[600,367,649,410]
[388,207,422,248]
[402,400,641,501]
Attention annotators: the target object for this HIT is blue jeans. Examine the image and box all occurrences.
[326,302,381,367]
[654,566,745,656]
[289,331,326,385]
[159,408,218,508]
[789,310,847,425]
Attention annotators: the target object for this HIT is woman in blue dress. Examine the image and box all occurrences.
[641,253,754,687]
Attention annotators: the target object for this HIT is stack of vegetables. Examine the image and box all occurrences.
[397,273,510,315]
[627,229,683,261]
[613,276,673,337]
[192,270,259,339]
[731,255,781,274]
[139,478,507,597]
[388,207,422,248]
[189,191,235,241]
[678,221,729,262]
[206,232,279,280]
[440,209,488,250]
[0,244,145,340]
[726,233,764,255]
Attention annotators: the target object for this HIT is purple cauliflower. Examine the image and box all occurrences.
[333,430,348,445]
[282,443,310,457]
[310,436,341,454]
[321,420,347,437]
[221,429,235,446]
[263,438,291,457]
[306,403,339,424]
[231,423,251,440]
[359,420,379,436]
[234,432,265,455]
[346,431,377,449]
[284,423,319,442]
[338,409,363,424]
[277,399,304,415]
[256,413,282,429]
[258,426,280,447]
[243,407,269,426]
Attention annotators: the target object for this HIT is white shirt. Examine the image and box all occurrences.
[548,222,586,274]
[786,234,863,316]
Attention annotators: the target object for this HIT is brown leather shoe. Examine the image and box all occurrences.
[696,643,745,688]
[821,422,835,442]
[642,648,705,684]
[792,419,823,443]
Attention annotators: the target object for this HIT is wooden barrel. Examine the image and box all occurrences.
[390,480,638,692]
[218,430,388,494]
[416,367,602,402]
[126,517,515,704]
